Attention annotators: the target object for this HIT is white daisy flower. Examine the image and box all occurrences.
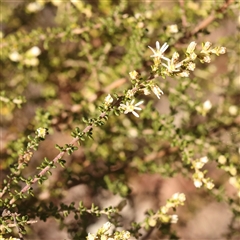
[162,58,182,73]
[148,41,170,61]
[36,128,47,138]
[119,99,144,118]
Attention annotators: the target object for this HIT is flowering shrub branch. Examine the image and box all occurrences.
[1,1,239,239]
[2,39,227,237]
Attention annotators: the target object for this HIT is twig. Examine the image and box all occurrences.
[2,220,38,228]
[191,0,234,36]
[9,126,92,205]
[9,93,131,205]
[178,0,188,27]
[0,24,102,49]
[178,0,234,42]
[12,213,24,240]
[0,186,8,198]
[1,210,37,238]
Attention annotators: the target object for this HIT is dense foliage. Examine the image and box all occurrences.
[0,1,239,239]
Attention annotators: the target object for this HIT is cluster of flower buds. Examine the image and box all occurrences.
[218,155,240,198]
[191,156,214,189]
[87,222,131,240]
[9,46,41,66]
[148,40,226,77]
[199,41,226,63]
[148,192,186,226]
[229,176,240,198]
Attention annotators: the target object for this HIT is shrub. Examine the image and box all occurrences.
[1,1,239,239]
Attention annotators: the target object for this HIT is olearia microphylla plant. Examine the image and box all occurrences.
[1,39,227,239]
[1,1,239,239]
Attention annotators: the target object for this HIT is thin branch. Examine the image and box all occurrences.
[178,0,234,42]
[12,213,24,240]
[178,0,188,27]
[0,24,102,49]
[9,94,130,205]
[3,220,38,228]
[192,0,234,35]
[9,126,92,205]
[0,186,8,198]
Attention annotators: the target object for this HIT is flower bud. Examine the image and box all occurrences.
[200,156,208,164]
[203,55,211,63]
[104,94,113,106]
[26,46,41,58]
[219,47,226,54]
[203,41,212,51]
[218,155,227,164]
[9,51,22,62]
[167,24,178,33]
[171,214,178,223]
[187,41,197,54]
[129,70,139,80]
[194,179,202,188]
[102,222,112,232]
[203,100,212,111]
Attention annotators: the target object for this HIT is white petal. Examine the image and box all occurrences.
[162,62,168,68]
[156,41,160,50]
[148,46,156,54]
[135,100,144,106]
[161,43,169,52]
[161,56,171,62]
[132,111,139,117]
